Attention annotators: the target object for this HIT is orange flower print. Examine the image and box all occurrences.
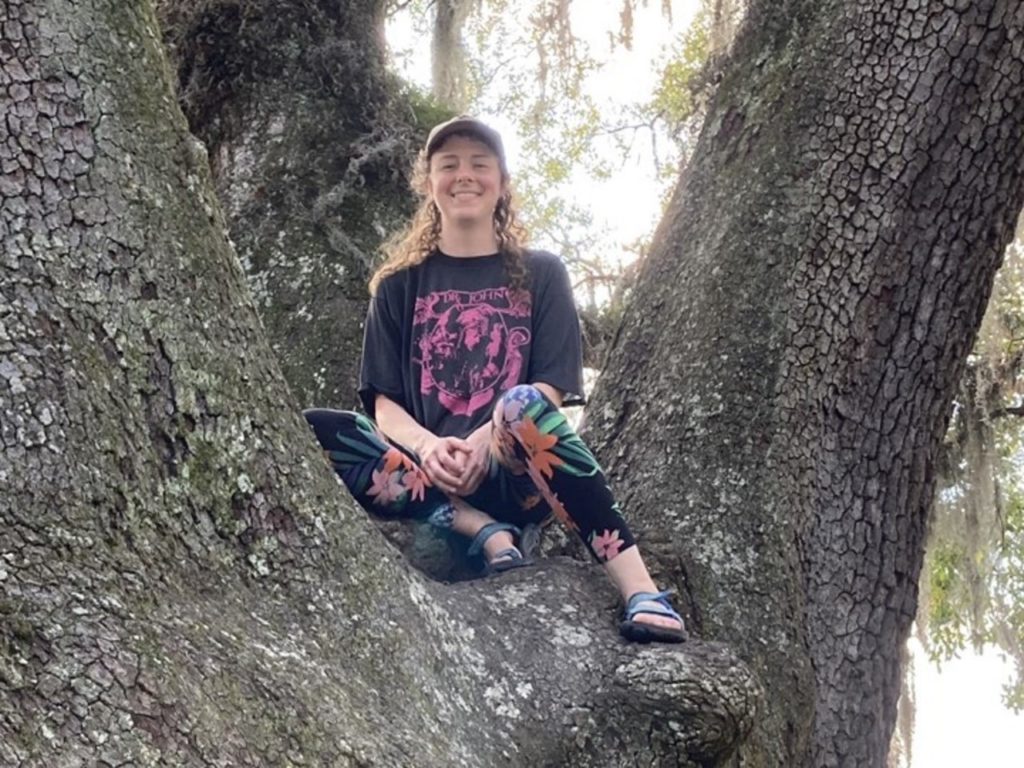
[590,529,624,561]
[367,468,405,505]
[401,467,428,501]
[515,417,557,458]
[514,417,562,479]
[382,447,416,474]
[545,491,578,533]
[524,461,578,533]
[531,445,564,479]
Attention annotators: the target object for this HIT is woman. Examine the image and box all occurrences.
[305,116,685,643]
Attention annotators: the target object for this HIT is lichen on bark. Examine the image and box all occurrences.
[156,0,424,409]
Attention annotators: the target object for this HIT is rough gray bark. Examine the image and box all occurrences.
[0,1,756,765]
[156,0,419,409]
[583,1,1024,766]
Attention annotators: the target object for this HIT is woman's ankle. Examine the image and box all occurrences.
[602,545,659,601]
[481,530,516,560]
[449,497,497,538]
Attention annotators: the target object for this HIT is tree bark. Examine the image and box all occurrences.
[583,1,1024,765]
[155,0,420,409]
[0,1,756,765]
[432,0,474,111]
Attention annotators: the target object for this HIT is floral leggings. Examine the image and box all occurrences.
[304,384,635,563]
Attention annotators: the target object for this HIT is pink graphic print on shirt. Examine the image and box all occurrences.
[413,287,531,417]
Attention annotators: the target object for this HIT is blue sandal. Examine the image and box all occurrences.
[619,590,687,644]
[467,522,534,575]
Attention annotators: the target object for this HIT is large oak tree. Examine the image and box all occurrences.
[156,0,424,408]
[1,1,752,766]
[3,1,1023,767]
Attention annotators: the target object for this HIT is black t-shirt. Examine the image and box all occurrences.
[359,249,585,438]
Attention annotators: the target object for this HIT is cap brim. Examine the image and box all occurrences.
[426,119,506,166]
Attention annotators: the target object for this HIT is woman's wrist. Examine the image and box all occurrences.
[467,422,491,445]
[413,431,438,457]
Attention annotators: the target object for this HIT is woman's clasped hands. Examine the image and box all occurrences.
[419,427,490,497]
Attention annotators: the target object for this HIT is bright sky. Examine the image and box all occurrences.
[908,639,1023,766]
[383,4,1023,765]
[387,2,700,266]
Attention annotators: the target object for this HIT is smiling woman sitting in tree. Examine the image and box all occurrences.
[304,115,685,643]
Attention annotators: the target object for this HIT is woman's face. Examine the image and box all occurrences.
[427,134,506,229]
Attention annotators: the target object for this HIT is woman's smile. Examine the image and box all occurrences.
[428,135,504,227]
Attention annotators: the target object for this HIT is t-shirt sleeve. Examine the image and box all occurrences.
[358,276,406,418]
[528,254,586,405]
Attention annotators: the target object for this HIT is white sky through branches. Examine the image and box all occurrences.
[387,2,700,274]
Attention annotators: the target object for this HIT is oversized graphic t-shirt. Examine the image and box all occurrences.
[359,250,584,439]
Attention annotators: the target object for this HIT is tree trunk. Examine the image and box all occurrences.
[155,0,420,409]
[0,1,756,765]
[583,1,1024,765]
[432,0,474,111]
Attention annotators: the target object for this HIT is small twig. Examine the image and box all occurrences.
[990,404,1024,419]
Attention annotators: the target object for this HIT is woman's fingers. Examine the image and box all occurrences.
[420,437,466,491]
[422,436,483,495]
[451,453,488,496]
[435,448,464,474]
[424,458,462,492]
[451,438,489,496]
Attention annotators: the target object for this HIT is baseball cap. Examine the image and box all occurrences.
[425,115,507,172]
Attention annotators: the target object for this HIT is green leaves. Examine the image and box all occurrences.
[924,221,1024,712]
[651,9,711,140]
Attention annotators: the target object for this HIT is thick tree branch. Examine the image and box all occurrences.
[0,1,757,765]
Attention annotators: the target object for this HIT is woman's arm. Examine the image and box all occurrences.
[532,381,563,408]
[374,394,436,456]
[375,394,468,494]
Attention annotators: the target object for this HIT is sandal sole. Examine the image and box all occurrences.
[619,620,687,644]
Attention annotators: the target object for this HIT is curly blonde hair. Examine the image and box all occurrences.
[370,133,529,296]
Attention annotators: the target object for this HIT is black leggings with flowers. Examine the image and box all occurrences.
[304,384,635,563]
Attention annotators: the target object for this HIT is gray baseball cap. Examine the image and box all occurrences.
[425,115,507,172]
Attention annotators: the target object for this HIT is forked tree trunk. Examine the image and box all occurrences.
[0,1,755,765]
[432,0,475,110]
[584,1,1024,765]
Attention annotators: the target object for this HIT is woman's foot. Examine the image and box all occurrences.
[453,499,532,574]
[603,546,687,642]
[479,528,522,568]
[619,591,686,643]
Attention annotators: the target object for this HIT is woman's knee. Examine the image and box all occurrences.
[302,408,365,446]
[495,384,550,418]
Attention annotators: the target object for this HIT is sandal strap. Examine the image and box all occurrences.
[467,521,521,558]
[489,547,523,563]
[624,590,681,622]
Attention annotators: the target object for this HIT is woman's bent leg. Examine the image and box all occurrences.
[305,410,532,572]
[489,387,685,638]
[303,408,445,519]
[490,385,637,563]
